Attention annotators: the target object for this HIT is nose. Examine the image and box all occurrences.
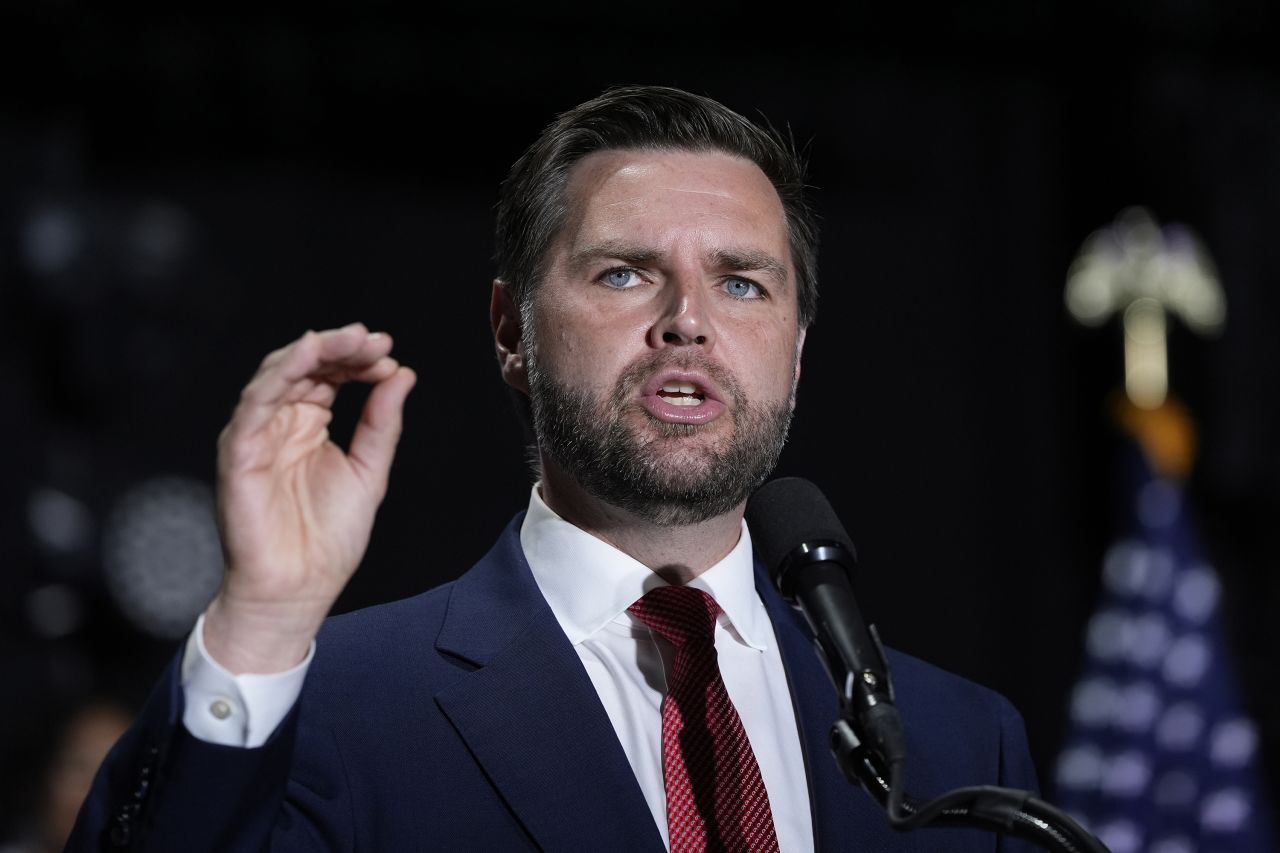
[648,274,716,351]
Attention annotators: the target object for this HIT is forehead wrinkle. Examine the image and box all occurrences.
[601,194,648,209]
[656,185,736,199]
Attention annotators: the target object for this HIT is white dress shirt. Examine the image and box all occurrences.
[182,486,814,851]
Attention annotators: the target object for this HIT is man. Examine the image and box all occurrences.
[69,86,1038,851]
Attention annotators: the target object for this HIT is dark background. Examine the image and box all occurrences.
[1,0,1277,839]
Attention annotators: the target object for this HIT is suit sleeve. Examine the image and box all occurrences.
[64,655,351,853]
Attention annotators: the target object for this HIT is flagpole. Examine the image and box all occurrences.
[1054,209,1276,852]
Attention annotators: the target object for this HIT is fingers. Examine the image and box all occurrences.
[296,355,401,407]
[256,323,382,375]
[348,366,418,496]
[233,324,396,437]
[266,324,392,396]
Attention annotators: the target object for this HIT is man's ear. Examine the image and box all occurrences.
[490,278,529,394]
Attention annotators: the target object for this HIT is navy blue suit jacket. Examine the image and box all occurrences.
[70,515,1039,851]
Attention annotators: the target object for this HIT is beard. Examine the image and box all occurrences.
[526,349,795,526]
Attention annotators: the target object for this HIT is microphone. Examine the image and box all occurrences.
[745,477,907,778]
[748,478,1111,853]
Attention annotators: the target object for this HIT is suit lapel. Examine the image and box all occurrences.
[434,519,665,852]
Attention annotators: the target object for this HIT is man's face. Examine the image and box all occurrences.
[519,148,805,525]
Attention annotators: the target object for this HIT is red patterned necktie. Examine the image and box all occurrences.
[628,585,780,853]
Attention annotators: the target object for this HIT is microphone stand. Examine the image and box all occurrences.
[828,708,1110,853]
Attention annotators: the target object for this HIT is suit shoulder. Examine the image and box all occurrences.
[883,646,1038,793]
[884,646,1023,726]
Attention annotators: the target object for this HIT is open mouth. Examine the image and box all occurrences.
[639,372,726,425]
[656,380,707,407]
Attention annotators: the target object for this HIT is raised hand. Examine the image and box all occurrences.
[202,323,417,674]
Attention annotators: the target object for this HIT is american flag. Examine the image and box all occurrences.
[1053,437,1276,853]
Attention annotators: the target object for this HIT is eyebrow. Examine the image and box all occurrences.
[567,241,662,272]
[567,241,790,287]
[711,249,789,287]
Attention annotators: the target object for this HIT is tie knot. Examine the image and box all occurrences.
[628,585,720,648]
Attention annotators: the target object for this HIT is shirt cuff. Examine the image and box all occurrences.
[180,613,315,748]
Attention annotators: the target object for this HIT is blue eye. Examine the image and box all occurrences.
[603,268,639,289]
[724,277,761,299]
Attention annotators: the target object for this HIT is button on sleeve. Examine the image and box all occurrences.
[180,613,314,747]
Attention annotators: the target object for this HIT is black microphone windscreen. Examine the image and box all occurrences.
[745,477,857,573]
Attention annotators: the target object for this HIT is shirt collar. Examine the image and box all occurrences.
[519,485,770,651]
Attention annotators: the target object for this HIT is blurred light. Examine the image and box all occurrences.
[1156,703,1205,751]
[1086,610,1128,662]
[1103,541,1175,600]
[1101,751,1152,798]
[25,583,84,638]
[1064,252,1117,325]
[1173,566,1219,624]
[1071,677,1117,726]
[21,204,84,276]
[27,487,95,555]
[1162,634,1210,687]
[102,476,223,639]
[1210,719,1259,768]
[1103,541,1148,595]
[1115,682,1161,732]
[1057,745,1106,790]
[1128,614,1173,667]
[1162,225,1226,334]
[1201,788,1251,832]
[1095,818,1142,853]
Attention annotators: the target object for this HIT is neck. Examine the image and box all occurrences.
[538,460,745,586]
